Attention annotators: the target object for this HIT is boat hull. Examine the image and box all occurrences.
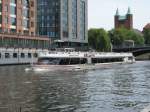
[30,61,134,72]
[31,65,81,72]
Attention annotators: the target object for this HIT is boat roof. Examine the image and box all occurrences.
[38,51,133,58]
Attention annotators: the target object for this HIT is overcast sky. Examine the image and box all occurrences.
[88,0,150,31]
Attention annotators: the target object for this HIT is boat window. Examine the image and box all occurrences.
[92,58,123,64]
[21,53,25,58]
[13,53,18,58]
[38,58,60,65]
[59,58,70,65]
[0,53,1,58]
[38,58,87,65]
[70,58,81,65]
[80,58,87,64]
[128,57,133,60]
[59,58,87,65]
[5,53,10,58]
[28,53,32,58]
[59,58,80,65]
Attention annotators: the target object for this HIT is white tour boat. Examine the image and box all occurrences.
[30,48,135,72]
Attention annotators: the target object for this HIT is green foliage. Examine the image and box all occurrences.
[143,28,150,44]
[88,27,144,52]
[88,28,111,52]
[108,27,144,46]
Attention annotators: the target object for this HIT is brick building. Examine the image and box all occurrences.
[114,8,133,30]
[0,0,36,35]
[0,0,50,49]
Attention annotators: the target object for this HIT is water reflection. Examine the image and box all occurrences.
[111,65,136,111]
[0,61,149,112]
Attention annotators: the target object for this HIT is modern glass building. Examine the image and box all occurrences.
[37,0,88,47]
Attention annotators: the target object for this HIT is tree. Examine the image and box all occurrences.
[88,28,111,52]
[108,28,126,46]
[143,28,150,44]
[108,27,144,47]
[127,31,144,45]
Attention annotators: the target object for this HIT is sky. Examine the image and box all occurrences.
[88,0,150,31]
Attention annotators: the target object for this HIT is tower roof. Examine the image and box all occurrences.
[115,8,119,16]
[127,7,131,14]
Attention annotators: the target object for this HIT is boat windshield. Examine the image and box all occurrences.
[38,58,60,65]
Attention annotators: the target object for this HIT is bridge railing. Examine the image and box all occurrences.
[113,44,150,49]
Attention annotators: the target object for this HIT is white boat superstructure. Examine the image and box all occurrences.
[31,50,135,72]
[0,48,48,65]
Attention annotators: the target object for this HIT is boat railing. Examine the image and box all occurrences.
[43,51,133,58]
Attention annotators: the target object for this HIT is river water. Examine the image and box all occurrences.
[0,61,150,112]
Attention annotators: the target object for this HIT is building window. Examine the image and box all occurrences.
[4,5,8,12]
[11,0,16,4]
[62,0,69,38]
[72,0,78,38]
[23,0,29,7]
[31,32,34,35]
[4,17,8,24]
[0,3,2,12]
[4,28,8,33]
[10,29,16,33]
[23,20,29,28]
[10,17,16,25]
[10,6,16,15]
[80,1,86,40]
[23,30,29,34]
[31,22,34,27]
[23,9,29,18]
[0,15,2,23]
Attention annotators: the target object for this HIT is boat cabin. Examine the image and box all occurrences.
[37,57,87,65]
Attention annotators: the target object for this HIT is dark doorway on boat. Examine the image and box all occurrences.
[91,58,123,64]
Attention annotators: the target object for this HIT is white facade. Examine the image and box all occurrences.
[60,0,88,43]
[37,0,88,45]
[0,48,48,65]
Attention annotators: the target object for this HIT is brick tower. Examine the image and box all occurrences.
[114,7,133,30]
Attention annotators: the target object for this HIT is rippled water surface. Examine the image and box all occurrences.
[0,61,150,112]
